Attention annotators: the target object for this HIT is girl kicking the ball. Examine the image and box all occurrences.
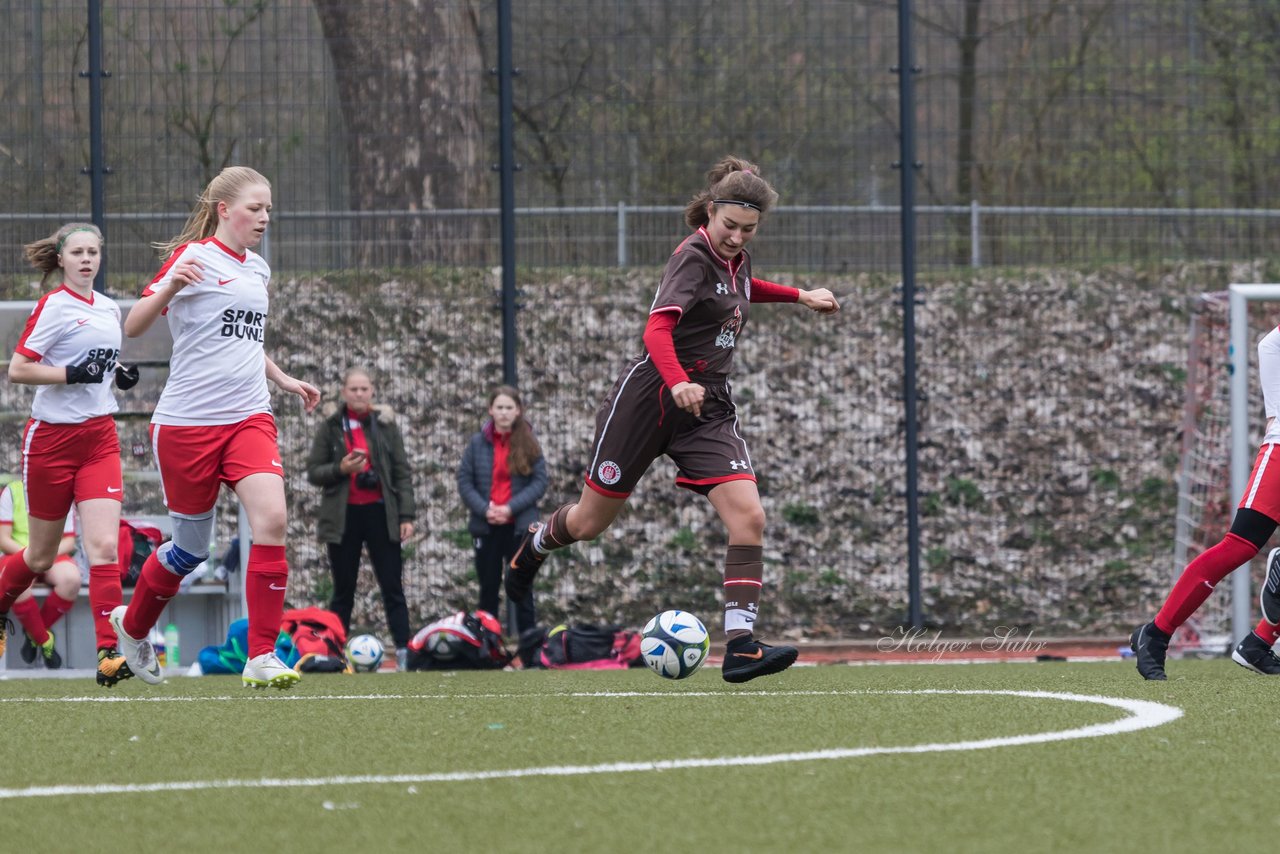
[506,156,840,683]
[111,166,320,690]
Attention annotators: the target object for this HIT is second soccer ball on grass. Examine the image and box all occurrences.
[346,634,385,672]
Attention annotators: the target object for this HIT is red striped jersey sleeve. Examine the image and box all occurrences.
[749,277,799,303]
[14,294,54,361]
[642,310,690,389]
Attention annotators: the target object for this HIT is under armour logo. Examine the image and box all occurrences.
[728,459,749,470]
[715,282,730,295]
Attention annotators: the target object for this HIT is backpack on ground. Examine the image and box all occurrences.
[518,623,645,670]
[279,607,351,673]
[118,520,165,586]
[196,619,296,675]
[406,610,512,671]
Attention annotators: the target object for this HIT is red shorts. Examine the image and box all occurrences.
[22,416,122,520]
[1240,443,1280,522]
[150,413,283,515]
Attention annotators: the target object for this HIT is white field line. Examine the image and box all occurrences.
[0,689,1181,800]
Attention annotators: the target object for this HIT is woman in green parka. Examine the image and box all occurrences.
[306,367,416,670]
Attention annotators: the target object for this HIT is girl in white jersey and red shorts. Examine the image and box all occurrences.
[110,167,320,689]
[505,156,840,683]
[0,222,139,686]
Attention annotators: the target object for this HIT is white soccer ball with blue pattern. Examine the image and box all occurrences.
[346,634,385,672]
[640,610,710,679]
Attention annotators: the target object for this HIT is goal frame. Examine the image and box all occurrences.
[1227,284,1280,642]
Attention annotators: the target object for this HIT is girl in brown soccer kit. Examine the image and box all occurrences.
[507,156,839,682]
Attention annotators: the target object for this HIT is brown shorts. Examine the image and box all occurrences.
[584,363,756,498]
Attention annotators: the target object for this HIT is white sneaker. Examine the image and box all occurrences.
[109,606,163,685]
[242,652,301,690]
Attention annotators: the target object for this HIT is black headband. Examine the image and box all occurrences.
[711,199,761,212]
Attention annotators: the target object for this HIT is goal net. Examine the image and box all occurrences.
[1173,285,1280,654]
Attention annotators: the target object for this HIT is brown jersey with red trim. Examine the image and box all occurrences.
[643,227,753,379]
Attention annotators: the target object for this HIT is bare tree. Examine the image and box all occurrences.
[312,0,487,265]
[115,0,270,186]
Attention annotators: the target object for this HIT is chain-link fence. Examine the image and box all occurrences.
[3,1,1279,637]
[4,1,1280,276]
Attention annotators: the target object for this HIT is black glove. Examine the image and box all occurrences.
[65,354,110,385]
[114,363,140,390]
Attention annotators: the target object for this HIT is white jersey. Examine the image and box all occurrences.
[1260,327,1280,445]
[14,286,122,424]
[143,238,272,426]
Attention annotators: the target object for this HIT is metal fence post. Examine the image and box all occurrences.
[83,0,109,293]
[970,199,981,268]
[617,201,627,268]
[895,0,923,631]
[495,0,518,387]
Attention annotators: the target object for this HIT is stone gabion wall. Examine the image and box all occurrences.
[259,261,1269,639]
[2,260,1270,638]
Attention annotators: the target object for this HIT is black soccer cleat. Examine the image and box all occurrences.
[1130,622,1170,681]
[96,647,135,688]
[1232,632,1280,675]
[721,636,799,683]
[1261,547,1280,626]
[505,522,547,604]
[35,629,61,669]
[19,631,37,666]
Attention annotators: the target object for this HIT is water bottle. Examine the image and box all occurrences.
[149,625,166,666]
[164,623,181,669]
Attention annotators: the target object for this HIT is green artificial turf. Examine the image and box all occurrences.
[0,659,1267,853]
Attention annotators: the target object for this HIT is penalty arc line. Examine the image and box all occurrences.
[0,689,1181,800]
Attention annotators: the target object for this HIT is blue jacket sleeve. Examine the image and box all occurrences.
[507,454,549,515]
[456,436,490,516]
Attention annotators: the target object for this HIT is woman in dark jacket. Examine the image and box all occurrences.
[306,367,416,669]
[457,385,547,634]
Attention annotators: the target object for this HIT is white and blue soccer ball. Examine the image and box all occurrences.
[346,634,385,672]
[640,610,710,680]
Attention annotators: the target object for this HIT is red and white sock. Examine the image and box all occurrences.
[1154,533,1256,635]
[87,562,123,650]
[11,596,48,646]
[39,590,76,633]
[245,544,288,657]
[123,552,181,640]
[0,551,39,614]
[1255,619,1280,646]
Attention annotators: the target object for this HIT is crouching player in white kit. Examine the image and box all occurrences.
[111,166,320,689]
